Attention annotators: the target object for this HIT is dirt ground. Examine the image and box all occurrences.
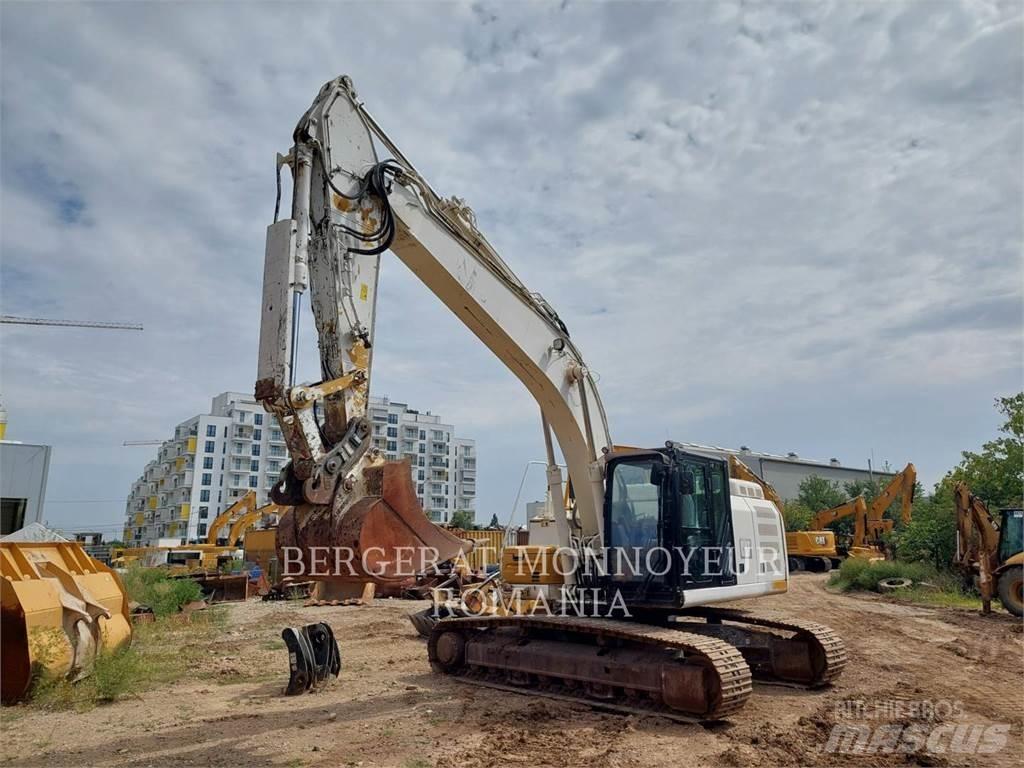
[2,575,1021,768]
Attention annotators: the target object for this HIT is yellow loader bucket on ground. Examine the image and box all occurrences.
[1,541,132,703]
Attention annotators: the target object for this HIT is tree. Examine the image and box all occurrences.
[449,509,476,530]
[797,475,846,513]
[945,393,1024,508]
[781,500,813,532]
[892,484,957,571]
[487,513,500,529]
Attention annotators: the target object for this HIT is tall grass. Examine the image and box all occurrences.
[122,565,203,616]
[27,608,227,711]
[828,557,977,608]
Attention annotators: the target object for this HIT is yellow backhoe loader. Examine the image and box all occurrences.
[953,482,1023,617]
[1,541,132,702]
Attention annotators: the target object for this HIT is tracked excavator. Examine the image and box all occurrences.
[255,75,846,721]
[728,456,838,572]
[812,463,916,561]
[206,491,258,546]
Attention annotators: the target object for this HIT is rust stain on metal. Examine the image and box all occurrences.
[332,193,352,212]
[276,460,468,585]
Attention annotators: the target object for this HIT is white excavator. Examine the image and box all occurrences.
[256,76,846,721]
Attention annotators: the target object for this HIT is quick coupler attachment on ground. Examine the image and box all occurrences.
[282,622,341,695]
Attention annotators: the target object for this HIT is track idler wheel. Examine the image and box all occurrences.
[430,629,467,673]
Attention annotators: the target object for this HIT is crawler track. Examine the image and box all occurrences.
[681,608,848,688]
[427,615,752,722]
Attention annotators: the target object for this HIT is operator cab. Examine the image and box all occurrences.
[601,444,738,609]
[999,509,1023,565]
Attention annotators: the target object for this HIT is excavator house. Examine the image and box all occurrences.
[254,76,846,721]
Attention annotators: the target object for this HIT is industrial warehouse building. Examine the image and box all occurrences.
[678,443,896,501]
[0,440,51,535]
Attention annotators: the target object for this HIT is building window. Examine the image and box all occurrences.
[250,460,259,472]
[197,524,207,537]
[417,470,424,481]
[201,473,212,486]
[419,430,426,440]
[253,429,262,440]
[271,429,282,441]
[238,411,246,423]
[204,440,215,453]
[254,413,263,425]
[206,425,216,437]
[387,413,398,424]
[203,457,213,469]
[252,444,260,456]
[200,490,210,503]
[233,474,242,486]
[387,427,398,438]
[248,476,258,488]
[419,444,425,453]
[387,440,397,452]
[199,506,209,519]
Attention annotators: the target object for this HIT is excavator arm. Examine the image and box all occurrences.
[226,503,281,548]
[867,463,916,526]
[727,456,785,512]
[256,76,611,573]
[205,491,257,546]
[811,497,869,548]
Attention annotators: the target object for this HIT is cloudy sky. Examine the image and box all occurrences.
[1,1,1021,535]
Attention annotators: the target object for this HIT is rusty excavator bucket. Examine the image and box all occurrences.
[1,542,133,703]
[276,460,470,586]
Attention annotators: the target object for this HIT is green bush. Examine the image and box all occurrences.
[122,566,203,616]
[891,488,958,571]
[781,500,813,532]
[828,557,943,593]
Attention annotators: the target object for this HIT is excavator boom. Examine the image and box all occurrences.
[256,75,846,720]
[206,491,257,546]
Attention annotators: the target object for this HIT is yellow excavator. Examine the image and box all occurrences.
[206,491,258,546]
[953,482,1023,617]
[812,463,916,561]
[727,456,838,572]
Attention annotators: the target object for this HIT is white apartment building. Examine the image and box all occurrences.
[124,392,289,546]
[367,397,476,523]
[125,393,476,545]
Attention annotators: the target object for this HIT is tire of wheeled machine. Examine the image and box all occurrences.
[997,565,1023,617]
